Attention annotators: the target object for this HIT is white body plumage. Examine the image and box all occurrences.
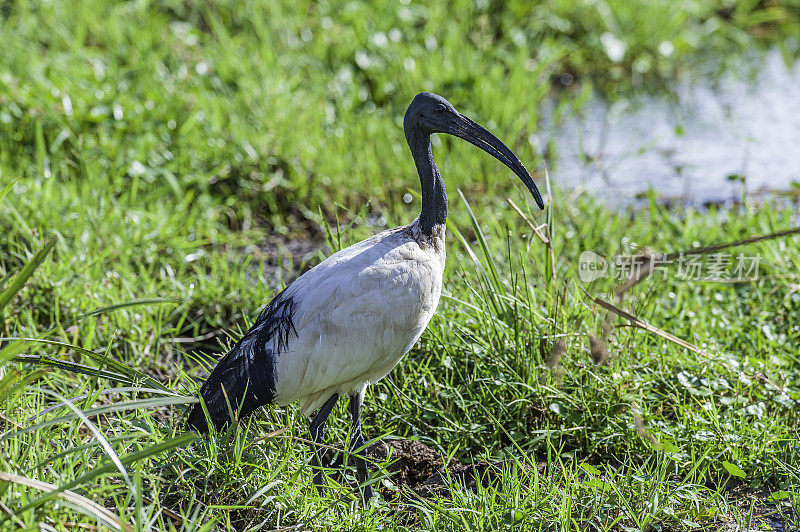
[254,218,445,415]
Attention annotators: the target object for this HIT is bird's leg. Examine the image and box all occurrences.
[309,393,338,494]
[348,389,375,501]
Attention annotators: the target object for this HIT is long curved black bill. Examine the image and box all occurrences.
[448,114,545,210]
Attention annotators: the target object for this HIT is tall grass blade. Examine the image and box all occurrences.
[447,219,504,319]
[38,387,134,493]
[457,189,513,322]
[0,395,196,444]
[0,177,20,202]
[0,299,175,376]
[457,190,505,295]
[581,287,699,352]
[0,471,129,531]
[12,337,171,392]
[13,433,198,518]
[0,368,46,403]
[0,235,56,318]
[31,433,145,472]
[13,352,133,384]
[26,386,179,424]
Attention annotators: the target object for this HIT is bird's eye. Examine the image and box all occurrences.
[434,104,446,113]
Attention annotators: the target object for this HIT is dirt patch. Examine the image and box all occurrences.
[709,480,798,532]
[360,439,544,498]
[366,439,444,489]
[416,459,542,498]
[256,235,326,283]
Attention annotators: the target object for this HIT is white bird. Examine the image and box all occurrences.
[187,92,545,499]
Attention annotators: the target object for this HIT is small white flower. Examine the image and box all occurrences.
[129,160,146,177]
[600,32,626,62]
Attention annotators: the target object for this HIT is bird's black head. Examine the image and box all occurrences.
[403,92,545,210]
[403,92,459,137]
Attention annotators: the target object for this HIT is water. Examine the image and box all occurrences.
[548,51,800,205]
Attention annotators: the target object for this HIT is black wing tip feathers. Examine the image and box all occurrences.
[185,402,212,433]
[184,354,274,433]
[184,292,296,434]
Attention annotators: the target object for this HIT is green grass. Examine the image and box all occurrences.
[2,0,800,530]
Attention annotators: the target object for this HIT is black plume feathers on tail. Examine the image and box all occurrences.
[186,292,297,432]
[186,342,273,433]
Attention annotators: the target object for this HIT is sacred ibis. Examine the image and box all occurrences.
[187,92,545,499]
